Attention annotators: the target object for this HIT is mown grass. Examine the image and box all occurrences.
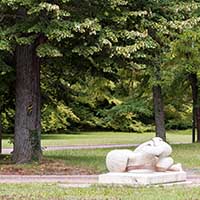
[2,129,192,148]
[1,130,198,176]
[172,144,200,169]
[1,143,199,175]
[0,142,200,200]
[0,183,200,200]
[44,148,109,173]
[44,143,200,174]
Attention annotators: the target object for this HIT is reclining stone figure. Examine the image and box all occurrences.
[106,137,183,172]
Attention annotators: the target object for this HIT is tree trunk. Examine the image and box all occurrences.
[153,85,166,141]
[13,43,42,163]
[189,73,200,143]
[0,110,2,154]
[192,105,196,143]
[197,107,200,142]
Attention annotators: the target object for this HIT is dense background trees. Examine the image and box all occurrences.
[1,0,200,162]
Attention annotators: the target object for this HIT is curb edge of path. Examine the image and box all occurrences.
[0,175,99,183]
[0,174,200,184]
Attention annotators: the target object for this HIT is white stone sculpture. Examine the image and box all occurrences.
[106,137,183,173]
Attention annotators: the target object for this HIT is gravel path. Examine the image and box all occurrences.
[2,142,191,154]
[0,173,200,186]
[2,144,139,154]
[0,175,98,183]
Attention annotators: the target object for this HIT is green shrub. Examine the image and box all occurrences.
[2,108,15,133]
[165,104,192,130]
[41,101,79,132]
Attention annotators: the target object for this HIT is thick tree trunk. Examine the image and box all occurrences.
[13,43,42,163]
[189,73,200,143]
[153,85,166,141]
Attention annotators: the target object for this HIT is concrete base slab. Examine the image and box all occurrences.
[98,171,187,186]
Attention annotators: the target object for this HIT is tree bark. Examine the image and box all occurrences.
[13,43,42,163]
[189,73,200,143]
[197,107,200,142]
[153,85,166,141]
[192,105,196,143]
[0,110,2,154]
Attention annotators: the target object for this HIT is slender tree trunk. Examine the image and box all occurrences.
[189,73,200,143]
[152,65,166,141]
[197,108,200,142]
[13,43,42,163]
[0,110,2,154]
[189,73,197,142]
[153,85,166,141]
[192,105,196,143]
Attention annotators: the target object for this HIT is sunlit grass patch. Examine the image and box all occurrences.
[1,183,200,200]
[2,129,192,149]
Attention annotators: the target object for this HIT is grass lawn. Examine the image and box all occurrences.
[0,142,200,200]
[1,143,199,175]
[0,183,200,200]
[44,143,200,174]
[2,129,192,148]
[0,130,199,176]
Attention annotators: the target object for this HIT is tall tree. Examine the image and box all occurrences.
[188,73,200,142]
[0,1,72,162]
[138,0,200,140]
[0,0,152,162]
[171,29,200,142]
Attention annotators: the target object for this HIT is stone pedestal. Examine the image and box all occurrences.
[98,171,187,186]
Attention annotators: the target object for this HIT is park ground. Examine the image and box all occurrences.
[1,183,200,200]
[1,129,200,199]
